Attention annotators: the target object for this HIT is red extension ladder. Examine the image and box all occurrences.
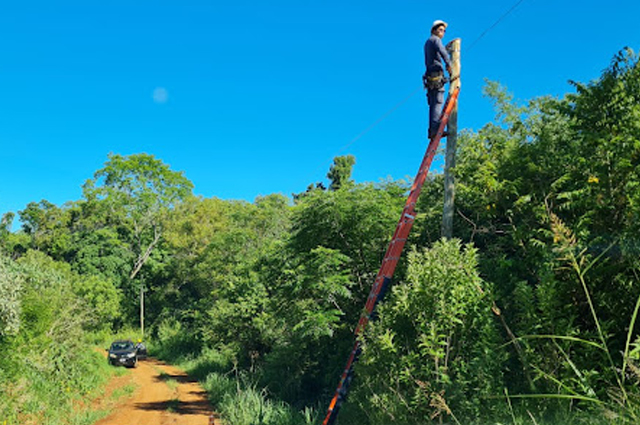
[322,87,460,425]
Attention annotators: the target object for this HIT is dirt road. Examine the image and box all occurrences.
[93,358,221,425]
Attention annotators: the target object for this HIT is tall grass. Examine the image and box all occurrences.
[200,372,318,425]
[152,337,318,425]
[0,346,115,425]
[497,214,640,424]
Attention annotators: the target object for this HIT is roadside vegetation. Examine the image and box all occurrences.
[0,252,123,424]
[2,48,639,424]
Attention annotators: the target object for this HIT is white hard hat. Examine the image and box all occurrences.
[431,20,448,31]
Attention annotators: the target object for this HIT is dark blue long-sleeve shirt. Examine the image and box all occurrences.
[424,35,451,74]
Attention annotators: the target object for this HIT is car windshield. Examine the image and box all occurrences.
[111,341,134,350]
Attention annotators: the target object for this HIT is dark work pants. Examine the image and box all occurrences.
[427,88,445,138]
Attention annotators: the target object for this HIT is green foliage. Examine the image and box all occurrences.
[258,245,355,402]
[72,274,122,326]
[70,227,133,286]
[203,373,317,425]
[18,200,76,258]
[83,152,194,213]
[152,317,202,360]
[291,182,406,289]
[82,152,194,280]
[219,383,294,425]
[563,48,640,243]
[18,250,121,330]
[0,212,15,245]
[441,48,640,423]
[349,239,503,424]
[0,253,22,336]
[521,213,640,423]
[327,155,356,191]
[0,251,115,425]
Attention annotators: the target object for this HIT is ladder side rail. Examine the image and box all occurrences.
[359,87,460,322]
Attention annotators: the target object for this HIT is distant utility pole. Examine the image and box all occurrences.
[442,38,461,239]
[140,283,145,337]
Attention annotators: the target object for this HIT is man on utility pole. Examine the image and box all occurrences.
[424,19,452,139]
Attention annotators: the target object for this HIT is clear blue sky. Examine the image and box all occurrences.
[1,0,639,224]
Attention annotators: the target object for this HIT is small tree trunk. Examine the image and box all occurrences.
[441,38,461,239]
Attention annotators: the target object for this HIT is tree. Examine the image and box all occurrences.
[257,245,354,403]
[83,153,194,280]
[327,155,356,191]
[0,212,14,237]
[83,153,194,333]
[18,200,75,258]
[291,182,406,296]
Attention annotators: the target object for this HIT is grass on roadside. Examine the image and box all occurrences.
[110,383,136,401]
[0,346,119,425]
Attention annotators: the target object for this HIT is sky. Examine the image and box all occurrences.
[1,0,639,227]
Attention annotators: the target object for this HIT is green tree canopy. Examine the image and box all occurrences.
[83,153,194,280]
[327,155,356,191]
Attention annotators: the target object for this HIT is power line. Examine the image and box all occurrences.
[335,87,423,155]
[301,87,423,186]
[305,0,529,184]
[466,0,528,52]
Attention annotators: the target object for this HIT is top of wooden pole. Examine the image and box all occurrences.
[446,38,461,92]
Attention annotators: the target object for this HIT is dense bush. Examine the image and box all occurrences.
[347,239,504,424]
[0,251,115,425]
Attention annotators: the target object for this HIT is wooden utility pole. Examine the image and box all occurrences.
[140,282,145,337]
[442,38,461,239]
[140,282,144,336]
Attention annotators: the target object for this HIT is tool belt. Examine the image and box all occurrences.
[423,71,446,91]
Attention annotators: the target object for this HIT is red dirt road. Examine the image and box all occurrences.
[93,358,221,425]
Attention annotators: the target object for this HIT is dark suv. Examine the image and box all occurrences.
[107,339,139,368]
